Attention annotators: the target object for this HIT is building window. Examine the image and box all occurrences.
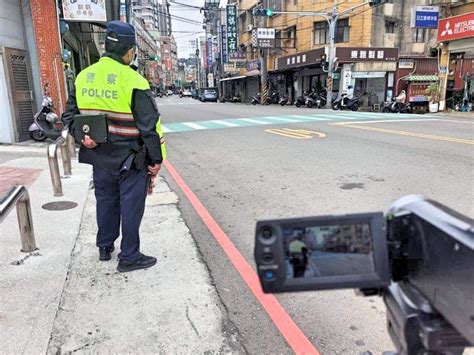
[275,30,281,49]
[335,18,349,43]
[314,21,329,45]
[285,26,297,48]
[241,12,246,27]
[413,28,425,43]
[385,21,396,34]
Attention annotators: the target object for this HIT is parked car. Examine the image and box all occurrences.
[181,89,192,97]
[166,89,173,96]
[200,88,218,102]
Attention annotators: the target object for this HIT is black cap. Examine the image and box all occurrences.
[106,21,136,46]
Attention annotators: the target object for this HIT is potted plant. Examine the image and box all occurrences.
[425,82,440,113]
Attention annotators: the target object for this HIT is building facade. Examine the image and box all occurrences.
[221,0,473,110]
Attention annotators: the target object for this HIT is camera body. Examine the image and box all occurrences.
[254,195,474,353]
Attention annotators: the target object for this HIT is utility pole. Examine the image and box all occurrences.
[260,0,269,105]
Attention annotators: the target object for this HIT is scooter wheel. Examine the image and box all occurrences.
[252,101,257,105]
[307,101,313,108]
[382,107,391,113]
[332,103,340,110]
[30,130,47,141]
[295,102,301,108]
[280,102,286,106]
[350,104,359,111]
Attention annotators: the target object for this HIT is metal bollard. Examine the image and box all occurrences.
[60,130,72,176]
[48,136,65,197]
[0,185,37,252]
[67,132,77,158]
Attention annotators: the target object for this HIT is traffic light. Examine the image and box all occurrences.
[253,7,273,17]
[368,0,386,7]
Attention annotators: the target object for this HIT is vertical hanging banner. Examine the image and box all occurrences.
[221,25,228,63]
[226,4,238,54]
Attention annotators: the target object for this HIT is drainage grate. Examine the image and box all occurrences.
[42,201,78,211]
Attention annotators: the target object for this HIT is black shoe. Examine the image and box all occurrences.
[117,254,157,273]
[99,246,115,261]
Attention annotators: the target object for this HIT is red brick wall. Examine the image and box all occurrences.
[30,0,67,113]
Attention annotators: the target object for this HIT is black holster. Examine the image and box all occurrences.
[133,145,148,170]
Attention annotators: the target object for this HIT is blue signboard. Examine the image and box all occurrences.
[413,6,439,28]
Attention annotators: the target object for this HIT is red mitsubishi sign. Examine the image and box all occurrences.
[437,12,474,42]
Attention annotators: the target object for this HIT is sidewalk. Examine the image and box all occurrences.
[0,143,241,353]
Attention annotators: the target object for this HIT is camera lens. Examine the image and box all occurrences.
[262,252,274,263]
[262,228,272,239]
[259,226,276,245]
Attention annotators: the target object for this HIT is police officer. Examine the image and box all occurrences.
[62,21,166,273]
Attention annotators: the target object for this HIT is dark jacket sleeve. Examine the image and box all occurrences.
[131,89,163,164]
[61,88,80,137]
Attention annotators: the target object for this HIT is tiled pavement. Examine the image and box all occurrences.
[0,167,43,198]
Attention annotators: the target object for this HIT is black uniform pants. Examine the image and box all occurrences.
[93,166,148,262]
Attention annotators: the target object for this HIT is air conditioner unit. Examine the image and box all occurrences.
[247,24,254,32]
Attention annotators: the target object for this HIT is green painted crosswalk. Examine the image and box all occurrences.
[162,112,437,133]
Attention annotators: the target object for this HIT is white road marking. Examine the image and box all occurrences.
[332,119,440,125]
[240,118,271,125]
[263,116,299,122]
[289,115,330,121]
[182,122,206,130]
[211,120,239,127]
[162,126,171,133]
[437,119,474,124]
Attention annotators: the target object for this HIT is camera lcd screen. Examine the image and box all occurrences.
[283,223,375,279]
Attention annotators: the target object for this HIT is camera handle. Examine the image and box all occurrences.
[381,282,468,355]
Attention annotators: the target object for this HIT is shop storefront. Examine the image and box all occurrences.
[273,48,326,102]
[438,12,474,111]
[394,58,438,113]
[336,47,399,108]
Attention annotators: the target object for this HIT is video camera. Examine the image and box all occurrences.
[254,195,474,354]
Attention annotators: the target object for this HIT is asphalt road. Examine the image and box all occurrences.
[157,96,474,354]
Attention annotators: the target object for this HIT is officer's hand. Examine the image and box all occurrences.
[82,135,97,149]
[148,164,161,176]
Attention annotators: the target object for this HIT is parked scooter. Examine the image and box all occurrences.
[269,91,280,104]
[279,95,290,106]
[382,98,412,113]
[28,95,62,141]
[295,91,310,107]
[251,92,261,105]
[332,93,360,111]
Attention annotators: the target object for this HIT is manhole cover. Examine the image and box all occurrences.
[42,201,78,211]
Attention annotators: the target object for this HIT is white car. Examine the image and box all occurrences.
[181,90,192,97]
[166,90,173,96]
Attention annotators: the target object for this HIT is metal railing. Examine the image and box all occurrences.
[47,130,72,197]
[0,185,37,252]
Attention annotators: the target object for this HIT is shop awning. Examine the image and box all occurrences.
[220,76,246,82]
[404,75,438,82]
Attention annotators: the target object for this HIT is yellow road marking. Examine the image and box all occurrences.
[335,124,474,145]
[265,128,326,139]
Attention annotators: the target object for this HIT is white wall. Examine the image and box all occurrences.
[0,54,15,143]
[0,0,26,50]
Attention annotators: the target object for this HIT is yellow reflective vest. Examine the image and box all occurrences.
[75,56,166,159]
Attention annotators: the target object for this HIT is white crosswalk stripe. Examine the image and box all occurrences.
[182,122,206,130]
[211,120,239,127]
[263,116,299,122]
[162,126,171,133]
[290,115,330,121]
[240,118,271,125]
